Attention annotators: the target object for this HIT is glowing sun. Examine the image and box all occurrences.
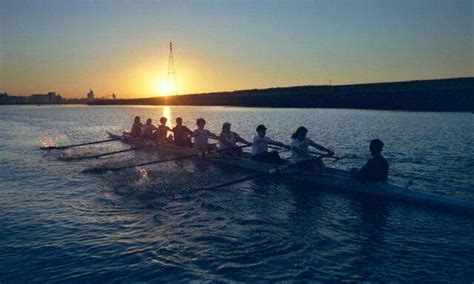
[153,78,175,96]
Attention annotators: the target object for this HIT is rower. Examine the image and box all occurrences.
[123,116,143,138]
[351,139,389,183]
[141,118,158,140]
[290,126,334,171]
[155,117,172,143]
[172,117,193,147]
[193,118,219,152]
[251,124,288,164]
[218,122,251,156]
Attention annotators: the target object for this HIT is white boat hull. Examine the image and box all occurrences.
[107,132,474,215]
[206,155,474,215]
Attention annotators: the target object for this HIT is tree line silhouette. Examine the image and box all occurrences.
[92,77,473,111]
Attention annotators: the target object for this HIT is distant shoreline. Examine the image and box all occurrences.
[2,77,473,112]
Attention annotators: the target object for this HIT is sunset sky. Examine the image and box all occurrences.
[1,0,472,99]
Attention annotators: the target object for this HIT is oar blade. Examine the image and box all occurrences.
[81,166,111,174]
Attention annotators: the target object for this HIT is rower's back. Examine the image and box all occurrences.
[354,139,389,183]
[357,154,389,182]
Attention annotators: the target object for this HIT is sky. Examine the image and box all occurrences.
[1,0,473,99]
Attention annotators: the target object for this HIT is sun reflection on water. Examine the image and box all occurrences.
[162,106,172,125]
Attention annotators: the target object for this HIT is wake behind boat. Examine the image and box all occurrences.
[105,131,474,216]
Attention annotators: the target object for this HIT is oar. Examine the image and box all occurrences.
[58,148,137,161]
[198,154,332,191]
[41,138,119,150]
[83,144,252,173]
[324,154,357,162]
[268,144,291,152]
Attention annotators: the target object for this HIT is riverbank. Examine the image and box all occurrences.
[88,77,474,112]
[3,77,473,111]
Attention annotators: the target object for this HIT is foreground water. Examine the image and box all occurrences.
[0,105,473,282]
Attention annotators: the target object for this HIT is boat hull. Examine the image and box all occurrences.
[107,132,474,215]
[206,155,474,215]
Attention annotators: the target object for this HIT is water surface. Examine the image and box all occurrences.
[0,105,473,282]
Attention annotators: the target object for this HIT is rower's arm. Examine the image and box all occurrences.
[308,140,334,155]
[209,132,220,140]
[269,141,290,149]
[235,133,251,145]
[184,127,193,136]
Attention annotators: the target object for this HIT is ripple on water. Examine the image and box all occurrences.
[1,106,473,282]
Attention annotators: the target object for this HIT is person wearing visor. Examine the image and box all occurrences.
[218,122,251,156]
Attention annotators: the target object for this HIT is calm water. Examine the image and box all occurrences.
[0,105,473,282]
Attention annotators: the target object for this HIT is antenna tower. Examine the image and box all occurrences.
[167,42,178,95]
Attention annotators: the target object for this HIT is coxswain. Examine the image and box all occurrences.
[351,139,389,183]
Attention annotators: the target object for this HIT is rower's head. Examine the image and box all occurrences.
[146,118,152,124]
[176,117,183,126]
[291,126,308,141]
[256,124,267,137]
[222,122,231,132]
[160,117,167,125]
[196,118,206,129]
[369,139,384,155]
[134,116,141,123]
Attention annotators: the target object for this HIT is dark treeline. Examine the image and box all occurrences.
[91,77,474,111]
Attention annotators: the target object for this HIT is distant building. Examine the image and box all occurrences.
[29,92,62,104]
[87,89,95,103]
[0,92,28,104]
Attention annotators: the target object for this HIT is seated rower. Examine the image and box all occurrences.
[193,118,219,152]
[123,116,143,138]
[172,117,193,147]
[251,124,288,164]
[351,139,389,183]
[156,117,172,143]
[141,118,158,140]
[290,126,334,172]
[218,122,251,156]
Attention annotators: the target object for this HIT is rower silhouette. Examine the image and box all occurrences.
[351,139,389,183]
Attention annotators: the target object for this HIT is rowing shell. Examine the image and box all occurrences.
[107,132,474,216]
[107,132,196,156]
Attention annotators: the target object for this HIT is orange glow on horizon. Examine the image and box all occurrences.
[153,77,176,97]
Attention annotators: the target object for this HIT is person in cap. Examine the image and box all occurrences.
[251,124,288,164]
[172,117,193,147]
[218,122,251,156]
[351,139,389,183]
[193,118,219,152]
[290,126,334,172]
